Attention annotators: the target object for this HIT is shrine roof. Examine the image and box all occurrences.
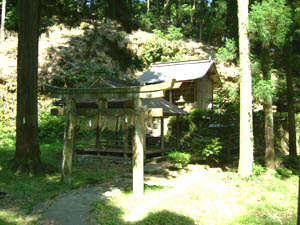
[137,59,220,84]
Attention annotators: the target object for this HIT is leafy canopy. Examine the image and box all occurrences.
[249,0,292,47]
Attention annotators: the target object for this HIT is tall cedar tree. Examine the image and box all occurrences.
[1,0,6,42]
[14,0,43,174]
[261,42,276,170]
[237,0,253,177]
[284,47,297,156]
[282,0,298,156]
[249,0,292,171]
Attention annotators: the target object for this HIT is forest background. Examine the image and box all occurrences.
[0,0,300,224]
[0,0,300,172]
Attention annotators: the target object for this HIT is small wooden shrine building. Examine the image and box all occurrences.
[45,79,176,198]
[138,59,221,111]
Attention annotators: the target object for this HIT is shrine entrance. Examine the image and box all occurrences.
[44,79,175,198]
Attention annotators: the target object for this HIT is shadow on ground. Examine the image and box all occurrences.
[0,217,11,225]
[92,199,196,225]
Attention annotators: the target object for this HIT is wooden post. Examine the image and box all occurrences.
[73,126,78,158]
[96,127,100,148]
[169,90,173,104]
[62,98,76,184]
[176,115,180,148]
[123,122,129,158]
[132,99,145,199]
[160,117,165,154]
[96,99,108,148]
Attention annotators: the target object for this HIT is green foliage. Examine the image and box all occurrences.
[139,12,156,32]
[153,29,165,39]
[276,167,293,178]
[64,62,117,88]
[192,136,223,165]
[249,0,292,47]
[165,25,184,41]
[4,6,18,31]
[2,0,241,46]
[253,112,300,158]
[167,116,191,147]
[190,108,214,128]
[280,155,299,172]
[38,112,65,144]
[0,99,15,146]
[141,38,165,63]
[167,108,238,164]
[252,79,274,103]
[213,83,240,118]
[141,25,187,64]
[168,151,191,169]
[252,163,266,177]
[153,25,183,41]
[250,56,282,103]
[216,38,237,64]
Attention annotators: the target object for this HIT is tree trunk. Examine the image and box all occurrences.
[1,0,6,42]
[284,47,297,156]
[191,0,196,25]
[155,0,160,20]
[176,0,185,27]
[287,72,297,156]
[261,43,275,171]
[14,0,42,174]
[147,0,150,12]
[264,97,275,170]
[297,161,300,225]
[237,0,254,177]
[164,0,172,19]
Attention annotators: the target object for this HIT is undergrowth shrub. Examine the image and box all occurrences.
[0,99,16,146]
[167,108,238,165]
[253,112,300,158]
[39,112,65,144]
[166,25,184,41]
[276,167,294,178]
[168,151,191,169]
[141,25,187,64]
[166,116,191,147]
[192,136,223,166]
[280,156,299,174]
[252,162,266,177]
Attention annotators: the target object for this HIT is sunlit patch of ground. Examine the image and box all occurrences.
[92,164,298,225]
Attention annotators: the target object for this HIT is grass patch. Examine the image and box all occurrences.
[0,143,128,224]
[92,168,298,225]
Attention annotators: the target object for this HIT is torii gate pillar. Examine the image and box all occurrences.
[61,97,77,184]
[132,98,146,199]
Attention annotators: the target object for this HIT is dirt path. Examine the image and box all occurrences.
[38,162,224,225]
[45,186,108,225]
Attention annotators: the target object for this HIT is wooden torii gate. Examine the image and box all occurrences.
[44,79,175,198]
